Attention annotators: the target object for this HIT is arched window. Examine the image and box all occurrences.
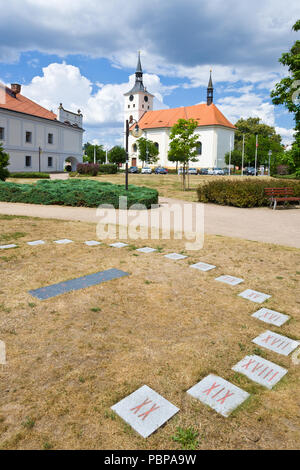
[132,143,137,153]
[196,142,202,155]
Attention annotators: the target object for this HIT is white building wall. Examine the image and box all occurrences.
[0,109,84,172]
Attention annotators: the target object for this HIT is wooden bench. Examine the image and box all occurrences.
[264,187,300,210]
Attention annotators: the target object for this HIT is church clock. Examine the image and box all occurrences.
[144,95,148,102]
[129,95,134,101]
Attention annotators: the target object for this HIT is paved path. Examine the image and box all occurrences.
[0,198,299,248]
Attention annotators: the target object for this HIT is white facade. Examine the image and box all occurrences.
[0,104,84,173]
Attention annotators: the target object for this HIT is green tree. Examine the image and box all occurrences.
[168,118,199,190]
[108,146,127,166]
[0,143,10,181]
[136,137,159,165]
[224,149,243,170]
[83,142,106,164]
[271,19,300,171]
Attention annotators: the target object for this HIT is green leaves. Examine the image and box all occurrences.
[136,137,159,164]
[0,143,10,181]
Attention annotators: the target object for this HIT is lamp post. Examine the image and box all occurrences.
[268,150,272,177]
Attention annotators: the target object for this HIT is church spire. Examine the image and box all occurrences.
[126,51,146,94]
[207,69,213,106]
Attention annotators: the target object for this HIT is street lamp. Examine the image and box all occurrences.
[268,150,272,177]
[125,116,142,190]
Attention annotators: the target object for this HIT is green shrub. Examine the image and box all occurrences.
[197,178,300,208]
[0,144,10,181]
[9,172,50,179]
[0,179,158,209]
[98,164,118,174]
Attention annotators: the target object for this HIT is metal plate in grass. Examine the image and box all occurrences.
[238,289,271,304]
[136,247,157,253]
[187,374,250,417]
[54,239,73,244]
[164,253,187,260]
[111,385,179,438]
[29,268,129,300]
[110,242,129,248]
[190,262,216,271]
[27,240,45,246]
[215,275,244,286]
[0,244,17,250]
[252,330,299,356]
[251,308,290,327]
[85,240,102,246]
[232,355,287,389]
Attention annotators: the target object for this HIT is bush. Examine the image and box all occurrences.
[98,164,118,174]
[9,172,50,179]
[0,144,10,181]
[197,178,300,208]
[76,163,99,176]
[0,179,158,209]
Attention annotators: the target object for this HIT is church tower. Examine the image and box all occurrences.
[124,52,154,126]
[207,70,213,106]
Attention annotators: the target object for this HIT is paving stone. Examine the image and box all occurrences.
[0,340,6,365]
[85,240,102,246]
[0,244,17,250]
[215,275,244,286]
[54,239,73,244]
[252,308,290,327]
[27,240,45,246]
[110,242,129,248]
[111,385,179,438]
[29,268,129,300]
[252,330,300,356]
[232,355,287,389]
[136,247,157,253]
[190,262,216,271]
[187,374,250,417]
[238,289,271,304]
[164,253,187,260]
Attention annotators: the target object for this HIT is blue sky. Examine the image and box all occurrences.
[0,0,298,148]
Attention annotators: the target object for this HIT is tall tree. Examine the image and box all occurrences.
[83,142,106,164]
[136,137,159,165]
[271,19,300,171]
[0,143,10,181]
[108,146,127,165]
[168,118,199,190]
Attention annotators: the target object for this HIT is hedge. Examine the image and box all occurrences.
[76,163,99,176]
[9,172,50,179]
[0,179,158,209]
[197,178,300,208]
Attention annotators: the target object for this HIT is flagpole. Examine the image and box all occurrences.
[242,134,245,176]
[229,135,232,176]
[254,134,258,176]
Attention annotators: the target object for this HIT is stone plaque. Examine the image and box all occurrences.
[111,385,179,438]
[238,289,271,304]
[136,247,157,253]
[0,340,6,365]
[54,239,73,244]
[190,262,216,271]
[215,275,244,286]
[164,253,187,260]
[232,355,287,389]
[0,244,17,250]
[85,240,101,246]
[252,330,300,356]
[252,308,290,327]
[110,242,128,248]
[187,374,250,417]
[27,240,45,246]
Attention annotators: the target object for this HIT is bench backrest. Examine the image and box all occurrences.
[264,187,294,197]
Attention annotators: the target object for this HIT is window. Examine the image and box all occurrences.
[25,156,32,167]
[48,133,53,144]
[25,131,32,143]
[132,143,137,152]
[48,157,53,167]
[196,142,202,155]
[0,127,4,140]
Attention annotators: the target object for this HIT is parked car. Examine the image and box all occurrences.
[188,168,198,175]
[141,167,152,174]
[198,168,209,175]
[245,167,256,176]
[207,168,214,175]
[154,167,168,174]
[223,168,230,175]
[212,168,225,175]
[129,166,139,173]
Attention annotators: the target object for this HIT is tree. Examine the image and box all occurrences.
[108,146,127,166]
[136,137,159,165]
[224,149,243,169]
[168,118,199,190]
[83,142,106,164]
[0,143,10,181]
[271,19,300,171]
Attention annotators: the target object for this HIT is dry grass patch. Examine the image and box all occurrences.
[0,215,299,449]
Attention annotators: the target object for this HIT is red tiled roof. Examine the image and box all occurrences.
[136,103,235,130]
[0,85,57,121]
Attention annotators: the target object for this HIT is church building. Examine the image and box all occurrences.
[124,53,235,169]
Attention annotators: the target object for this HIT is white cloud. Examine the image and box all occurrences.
[275,127,296,147]
[217,92,276,126]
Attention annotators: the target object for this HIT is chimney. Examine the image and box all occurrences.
[11,83,21,95]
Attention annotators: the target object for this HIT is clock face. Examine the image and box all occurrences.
[144,95,148,102]
[129,95,134,101]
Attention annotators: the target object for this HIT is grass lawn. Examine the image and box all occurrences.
[0,214,299,450]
